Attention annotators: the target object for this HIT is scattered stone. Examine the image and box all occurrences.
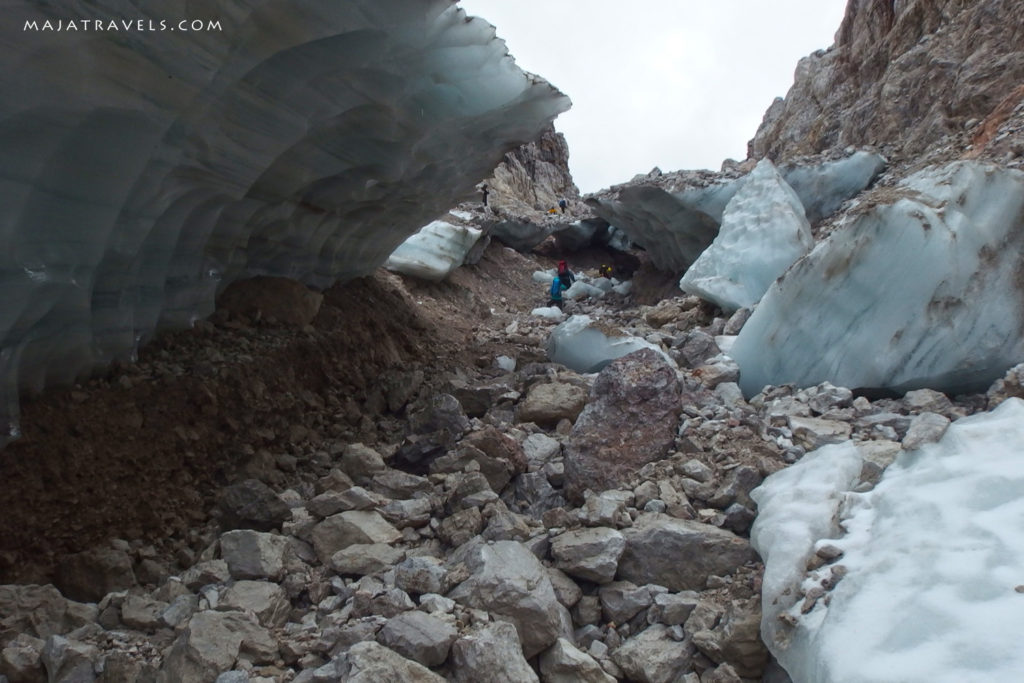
[788,416,852,449]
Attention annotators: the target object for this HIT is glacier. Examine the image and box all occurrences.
[732,161,1024,396]
[0,0,569,443]
[680,159,813,312]
[751,398,1024,683]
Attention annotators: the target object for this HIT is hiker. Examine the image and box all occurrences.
[599,263,613,279]
[481,184,489,207]
[548,274,570,309]
[557,259,576,287]
[558,198,567,213]
[547,207,558,214]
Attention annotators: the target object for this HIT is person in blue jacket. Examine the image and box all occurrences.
[548,274,570,309]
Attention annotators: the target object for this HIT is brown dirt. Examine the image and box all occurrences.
[0,242,572,584]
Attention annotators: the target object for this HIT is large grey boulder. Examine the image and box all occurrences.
[0,584,84,639]
[449,621,539,683]
[618,515,758,591]
[219,530,290,581]
[447,540,567,658]
[611,624,697,683]
[539,637,617,683]
[377,610,458,668]
[218,580,290,628]
[40,635,98,683]
[550,527,626,584]
[564,350,682,503]
[160,611,277,683]
[310,511,401,565]
[331,543,407,576]
[319,641,445,683]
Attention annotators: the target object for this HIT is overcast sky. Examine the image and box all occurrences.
[458,0,848,193]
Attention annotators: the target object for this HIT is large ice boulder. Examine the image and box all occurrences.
[751,398,1024,683]
[0,0,569,445]
[680,159,812,312]
[585,152,884,274]
[733,161,1024,397]
[385,220,482,282]
[546,315,674,374]
[779,151,887,223]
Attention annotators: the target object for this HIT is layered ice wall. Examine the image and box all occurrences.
[0,0,570,443]
[732,161,1024,396]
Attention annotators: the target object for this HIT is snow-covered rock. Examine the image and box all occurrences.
[385,220,482,281]
[546,315,674,374]
[680,159,812,313]
[752,397,1024,683]
[733,161,1024,396]
[0,0,569,445]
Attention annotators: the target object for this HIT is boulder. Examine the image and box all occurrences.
[40,636,98,683]
[611,624,696,683]
[377,610,458,667]
[1,633,44,683]
[218,580,290,628]
[310,511,401,565]
[449,621,539,683]
[321,641,445,683]
[330,544,407,576]
[540,638,617,683]
[160,611,277,683]
[550,527,626,584]
[219,530,290,581]
[564,350,682,502]
[517,382,588,427]
[216,479,291,532]
[55,547,136,603]
[618,515,758,591]
[0,584,77,639]
[447,540,567,658]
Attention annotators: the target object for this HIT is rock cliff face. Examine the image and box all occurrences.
[485,125,580,215]
[748,0,1024,163]
[0,0,569,444]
